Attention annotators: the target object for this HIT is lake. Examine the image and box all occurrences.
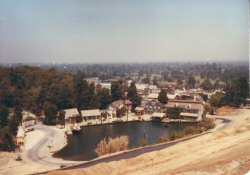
[54,121,195,161]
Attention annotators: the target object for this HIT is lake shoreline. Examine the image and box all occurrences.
[53,121,199,161]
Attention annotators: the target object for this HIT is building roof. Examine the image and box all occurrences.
[167,94,177,100]
[180,112,198,118]
[135,107,144,111]
[148,85,158,90]
[64,108,79,119]
[152,113,166,118]
[81,109,101,117]
[135,83,148,91]
[147,93,159,99]
[111,99,132,109]
[145,100,165,108]
[166,100,203,111]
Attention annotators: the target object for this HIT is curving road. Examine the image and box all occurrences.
[23,124,76,167]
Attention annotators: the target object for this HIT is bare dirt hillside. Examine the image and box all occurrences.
[48,109,250,175]
[216,106,239,116]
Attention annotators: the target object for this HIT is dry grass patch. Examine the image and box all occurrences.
[95,135,129,156]
[216,106,238,116]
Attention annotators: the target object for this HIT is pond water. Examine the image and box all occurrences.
[54,121,196,161]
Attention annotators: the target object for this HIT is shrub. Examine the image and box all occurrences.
[159,133,170,143]
[95,135,129,156]
[0,126,15,151]
[112,119,123,123]
[169,132,184,141]
[199,118,216,130]
[138,138,149,147]
[184,126,203,135]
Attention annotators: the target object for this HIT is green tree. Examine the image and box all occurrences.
[8,107,22,135]
[142,75,150,84]
[161,71,169,81]
[209,93,225,107]
[127,82,141,111]
[116,106,127,117]
[57,110,65,126]
[238,77,249,100]
[152,76,158,86]
[111,81,123,102]
[200,79,213,90]
[222,78,248,107]
[198,93,208,101]
[0,104,9,128]
[187,75,196,89]
[98,88,112,110]
[0,126,15,151]
[43,102,58,125]
[73,72,93,110]
[89,94,100,109]
[158,89,168,104]
[100,112,108,124]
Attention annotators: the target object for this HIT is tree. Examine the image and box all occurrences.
[57,110,65,126]
[152,76,158,86]
[161,71,169,81]
[0,126,15,151]
[43,102,58,125]
[100,112,108,124]
[111,81,123,102]
[238,77,249,100]
[222,77,248,107]
[8,107,22,135]
[89,94,100,109]
[166,107,181,119]
[209,93,225,108]
[198,93,208,101]
[158,89,168,104]
[116,106,126,117]
[98,88,111,110]
[187,75,196,89]
[200,79,213,91]
[75,114,82,123]
[73,72,94,110]
[0,104,9,129]
[127,82,141,111]
[142,75,150,84]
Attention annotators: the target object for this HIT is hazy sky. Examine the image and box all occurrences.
[0,0,248,63]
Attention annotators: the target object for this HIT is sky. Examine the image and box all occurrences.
[0,0,249,63]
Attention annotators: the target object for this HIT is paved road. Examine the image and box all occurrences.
[24,124,75,167]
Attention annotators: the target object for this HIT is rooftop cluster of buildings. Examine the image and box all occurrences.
[63,77,225,126]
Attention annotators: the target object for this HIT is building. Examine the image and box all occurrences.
[111,99,132,113]
[134,107,145,116]
[16,126,25,146]
[166,100,204,121]
[100,105,116,118]
[81,109,101,121]
[147,85,160,93]
[151,112,167,122]
[86,77,99,84]
[147,93,159,100]
[98,82,112,90]
[64,108,80,124]
[144,100,165,114]
[22,112,36,132]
